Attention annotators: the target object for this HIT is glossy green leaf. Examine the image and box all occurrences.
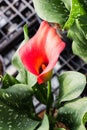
[33,83,47,105]
[61,0,71,11]
[2,73,20,89]
[0,100,39,130]
[58,71,86,103]
[33,0,69,26]
[64,0,87,29]
[55,128,65,130]
[38,114,49,130]
[0,84,33,110]
[68,15,87,62]
[12,25,37,86]
[58,97,87,130]
[23,24,29,41]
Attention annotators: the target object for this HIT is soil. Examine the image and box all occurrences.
[38,110,70,130]
[55,122,69,130]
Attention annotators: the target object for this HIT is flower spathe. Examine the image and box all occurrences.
[19,21,66,84]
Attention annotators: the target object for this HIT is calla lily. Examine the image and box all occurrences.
[19,21,66,84]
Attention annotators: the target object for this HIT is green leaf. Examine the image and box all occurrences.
[61,0,71,11]
[23,24,29,41]
[54,128,65,130]
[58,71,86,103]
[12,25,37,86]
[38,114,49,130]
[0,100,39,130]
[33,0,69,26]
[33,83,47,105]
[64,0,87,29]
[58,97,87,130]
[68,15,87,62]
[12,25,29,84]
[0,84,33,110]
[2,73,20,89]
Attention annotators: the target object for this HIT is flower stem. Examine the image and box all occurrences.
[46,80,52,114]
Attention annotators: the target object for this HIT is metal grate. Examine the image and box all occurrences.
[0,0,37,52]
[52,37,87,90]
[0,0,87,80]
[2,20,40,76]
[0,0,87,112]
[57,44,87,75]
[1,0,87,76]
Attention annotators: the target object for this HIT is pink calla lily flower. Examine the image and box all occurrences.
[19,21,66,84]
